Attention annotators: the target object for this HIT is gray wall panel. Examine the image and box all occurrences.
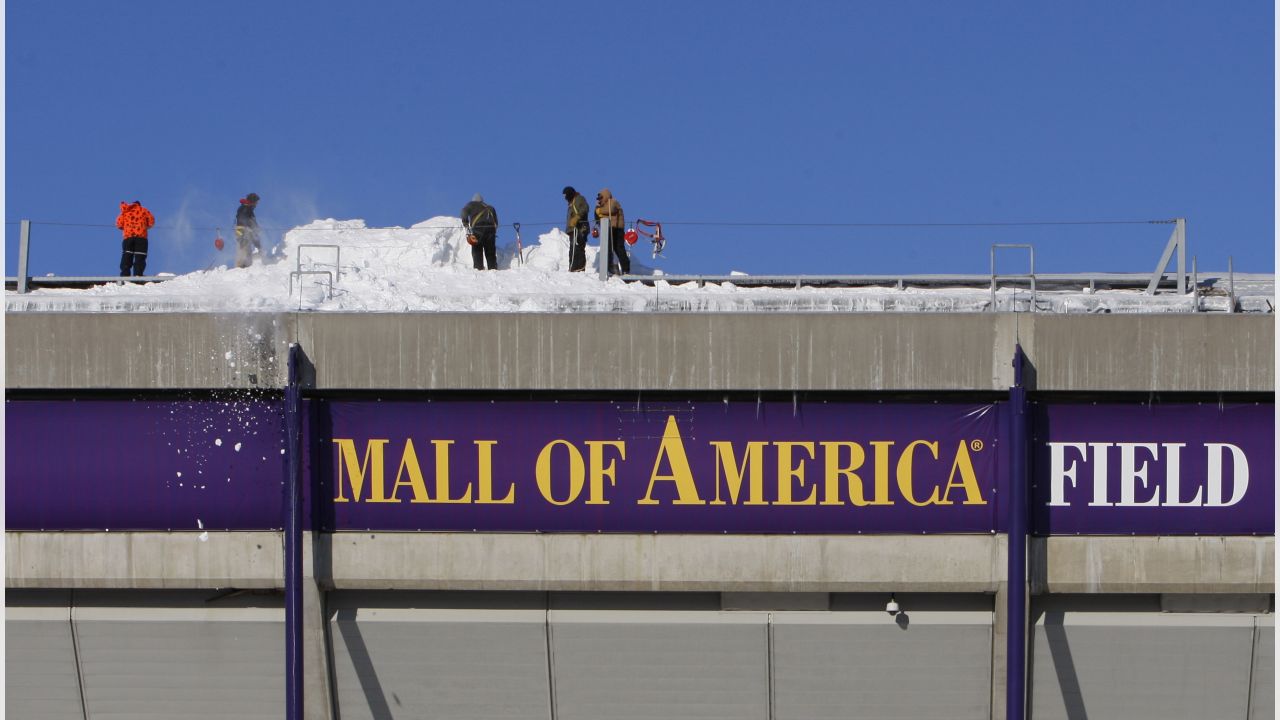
[549,610,769,720]
[73,608,283,720]
[5,609,84,720]
[1030,611,1255,720]
[772,612,992,720]
[1250,620,1273,720]
[328,607,552,720]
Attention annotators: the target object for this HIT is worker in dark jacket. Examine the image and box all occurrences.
[563,186,590,272]
[116,200,155,276]
[594,188,629,276]
[234,193,261,268]
[460,193,499,270]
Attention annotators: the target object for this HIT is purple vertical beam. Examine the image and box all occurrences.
[284,344,303,720]
[1007,344,1028,720]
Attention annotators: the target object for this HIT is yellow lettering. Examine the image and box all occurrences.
[870,441,894,505]
[640,416,705,505]
[389,439,428,503]
[897,440,943,506]
[475,440,513,504]
[584,441,625,505]
[710,441,767,505]
[536,440,585,505]
[428,439,471,504]
[821,441,872,506]
[332,438,392,503]
[775,442,817,505]
[940,440,986,505]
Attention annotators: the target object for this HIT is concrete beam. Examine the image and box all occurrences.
[5,312,1271,392]
[1032,536,1275,594]
[324,533,1008,593]
[5,313,292,390]
[1028,315,1273,392]
[9,532,1271,597]
[296,313,1015,391]
[5,531,283,589]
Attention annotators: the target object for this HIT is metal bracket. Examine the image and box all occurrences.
[1145,218,1186,295]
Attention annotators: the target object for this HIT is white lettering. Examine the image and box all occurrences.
[1117,443,1160,507]
[1048,443,1086,506]
[1205,443,1249,507]
[1160,443,1202,507]
[1087,442,1114,507]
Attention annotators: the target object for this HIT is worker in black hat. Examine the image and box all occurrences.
[460,193,500,270]
[563,186,590,272]
[234,192,261,268]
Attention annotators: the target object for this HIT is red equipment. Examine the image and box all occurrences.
[633,219,666,257]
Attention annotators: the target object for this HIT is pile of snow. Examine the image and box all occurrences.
[4,217,1273,314]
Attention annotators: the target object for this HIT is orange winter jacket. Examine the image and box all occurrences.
[116,201,155,239]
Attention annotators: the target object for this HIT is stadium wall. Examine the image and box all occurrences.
[5,311,1274,720]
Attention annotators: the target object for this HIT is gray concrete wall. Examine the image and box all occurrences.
[5,313,291,390]
[1032,536,1275,594]
[5,531,282,589]
[9,532,1272,595]
[6,312,1272,392]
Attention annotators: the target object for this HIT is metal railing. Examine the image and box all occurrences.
[990,244,1036,312]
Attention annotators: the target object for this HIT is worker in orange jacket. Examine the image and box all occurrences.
[116,200,155,276]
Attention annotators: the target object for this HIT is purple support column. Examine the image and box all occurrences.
[1007,344,1029,720]
[284,344,303,720]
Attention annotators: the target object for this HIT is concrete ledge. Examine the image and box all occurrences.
[5,313,1271,392]
[9,532,1273,595]
[5,531,283,589]
[1033,536,1275,594]
[298,313,1015,391]
[325,533,1008,592]
[1029,314,1274,392]
[5,313,291,390]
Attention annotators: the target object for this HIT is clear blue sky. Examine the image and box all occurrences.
[5,1,1274,277]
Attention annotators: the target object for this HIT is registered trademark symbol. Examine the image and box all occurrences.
[970,440,984,452]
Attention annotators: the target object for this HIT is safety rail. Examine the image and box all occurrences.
[990,244,1036,312]
[289,270,334,301]
[296,244,341,280]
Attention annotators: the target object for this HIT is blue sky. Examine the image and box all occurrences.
[5,1,1274,278]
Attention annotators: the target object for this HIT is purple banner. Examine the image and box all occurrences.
[306,399,1003,533]
[7,397,1270,534]
[6,399,284,531]
[1032,402,1273,535]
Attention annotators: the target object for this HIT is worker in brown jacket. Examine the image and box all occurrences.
[563,186,590,271]
[594,188,630,276]
[116,200,156,276]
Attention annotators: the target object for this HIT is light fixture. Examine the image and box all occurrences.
[885,594,900,615]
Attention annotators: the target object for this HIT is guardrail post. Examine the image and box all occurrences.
[17,220,32,294]
[1146,217,1187,295]
[1228,256,1235,314]
[598,216,611,281]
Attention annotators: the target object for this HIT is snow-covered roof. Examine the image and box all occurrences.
[5,217,1273,314]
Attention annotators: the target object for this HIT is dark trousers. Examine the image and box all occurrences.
[608,227,630,275]
[470,228,497,270]
[569,224,588,271]
[120,236,148,276]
